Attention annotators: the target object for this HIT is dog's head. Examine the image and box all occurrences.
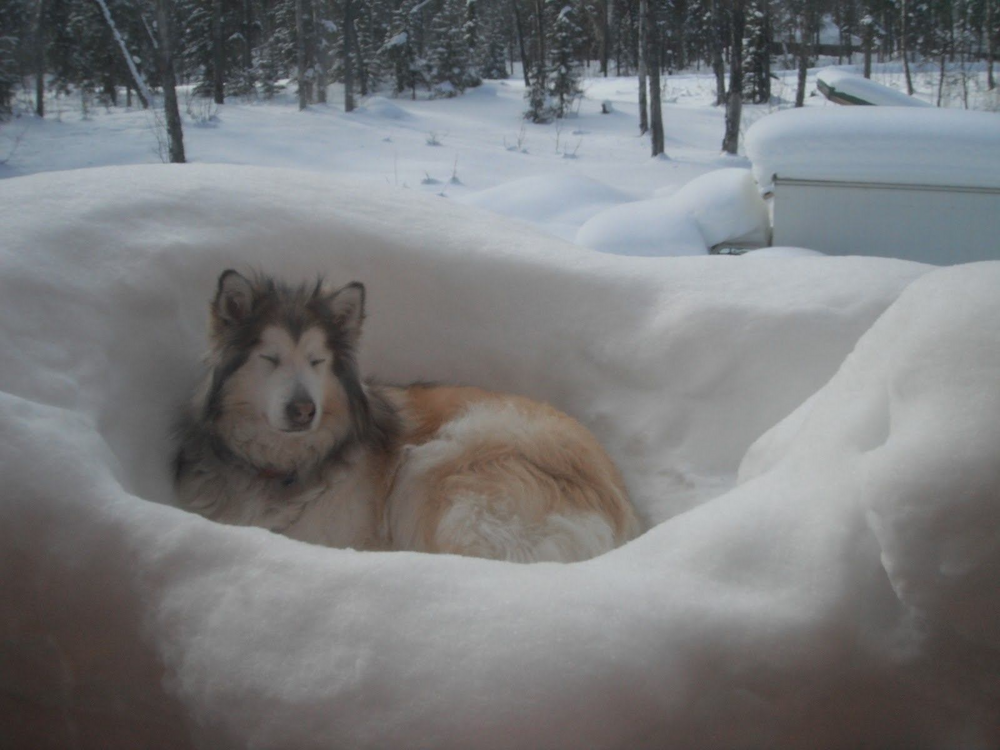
[202,269,371,468]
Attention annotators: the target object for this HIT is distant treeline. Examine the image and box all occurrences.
[1,0,996,152]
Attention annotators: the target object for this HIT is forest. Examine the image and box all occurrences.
[1,0,997,158]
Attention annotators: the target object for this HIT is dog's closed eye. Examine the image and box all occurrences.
[260,354,280,366]
[310,358,327,368]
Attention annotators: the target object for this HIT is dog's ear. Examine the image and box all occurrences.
[214,269,254,325]
[328,282,366,339]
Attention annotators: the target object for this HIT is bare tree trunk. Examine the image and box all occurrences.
[795,5,813,107]
[156,0,186,162]
[647,0,663,155]
[243,0,253,76]
[533,0,546,88]
[638,0,648,134]
[511,0,531,87]
[344,0,355,112]
[211,0,224,103]
[988,0,996,90]
[34,0,45,117]
[315,53,328,103]
[710,0,726,105]
[862,11,873,78]
[600,0,610,76]
[723,0,744,154]
[900,0,914,95]
[959,4,969,108]
[295,0,308,109]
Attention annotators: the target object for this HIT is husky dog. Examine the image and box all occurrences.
[174,270,639,562]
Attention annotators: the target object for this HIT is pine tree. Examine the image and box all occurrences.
[255,0,296,98]
[354,0,391,95]
[742,0,770,103]
[548,3,582,117]
[383,0,423,98]
[475,0,509,79]
[0,0,28,119]
[427,0,480,96]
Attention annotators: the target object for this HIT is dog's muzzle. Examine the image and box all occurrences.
[284,398,317,431]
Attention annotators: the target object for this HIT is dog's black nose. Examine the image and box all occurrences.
[285,399,316,427]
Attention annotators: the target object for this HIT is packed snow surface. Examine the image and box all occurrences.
[746,106,1000,191]
[817,67,934,107]
[575,168,769,255]
[3,165,1000,749]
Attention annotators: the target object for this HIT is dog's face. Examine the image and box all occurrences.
[203,270,369,468]
[232,324,336,433]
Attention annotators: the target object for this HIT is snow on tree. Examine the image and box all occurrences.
[473,0,510,79]
[0,0,28,119]
[742,0,771,103]
[382,0,425,99]
[547,3,582,117]
[427,0,481,96]
[524,0,581,122]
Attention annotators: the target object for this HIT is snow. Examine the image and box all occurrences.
[457,174,631,241]
[746,106,1000,192]
[354,96,414,121]
[5,163,1000,747]
[3,62,1000,745]
[0,77,732,248]
[744,245,825,258]
[817,67,934,107]
[576,168,769,255]
[3,63,995,260]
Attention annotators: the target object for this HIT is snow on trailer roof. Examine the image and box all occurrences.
[816,68,933,107]
[745,106,1000,193]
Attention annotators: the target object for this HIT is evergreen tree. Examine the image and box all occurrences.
[255,0,296,98]
[354,0,391,95]
[428,0,480,96]
[475,0,509,79]
[0,0,28,119]
[742,0,770,102]
[548,3,582,116]
[383,0,424,98]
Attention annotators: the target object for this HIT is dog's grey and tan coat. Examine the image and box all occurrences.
[174,270,639,562]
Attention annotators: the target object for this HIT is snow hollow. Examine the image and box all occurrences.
[2,61,1000,748]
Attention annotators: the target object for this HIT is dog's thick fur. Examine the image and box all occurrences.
[174,270,639,562]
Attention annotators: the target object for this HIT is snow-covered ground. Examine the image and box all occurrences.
[2,66,999,747]
[2,60,995,254]
[3,162,1000,749]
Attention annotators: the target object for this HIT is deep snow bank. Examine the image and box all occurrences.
[746,107,1000,192]
[2,165,998,749]
[575,168,769,255]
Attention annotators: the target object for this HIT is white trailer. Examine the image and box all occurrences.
[745,107,1000,265]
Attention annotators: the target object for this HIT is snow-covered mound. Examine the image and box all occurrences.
[458,174,630,232]
[354,96,415,121]
[817,67,934,106]
[746,107,1000,191]
[4,165,1000,749]
[576,168,769,255]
